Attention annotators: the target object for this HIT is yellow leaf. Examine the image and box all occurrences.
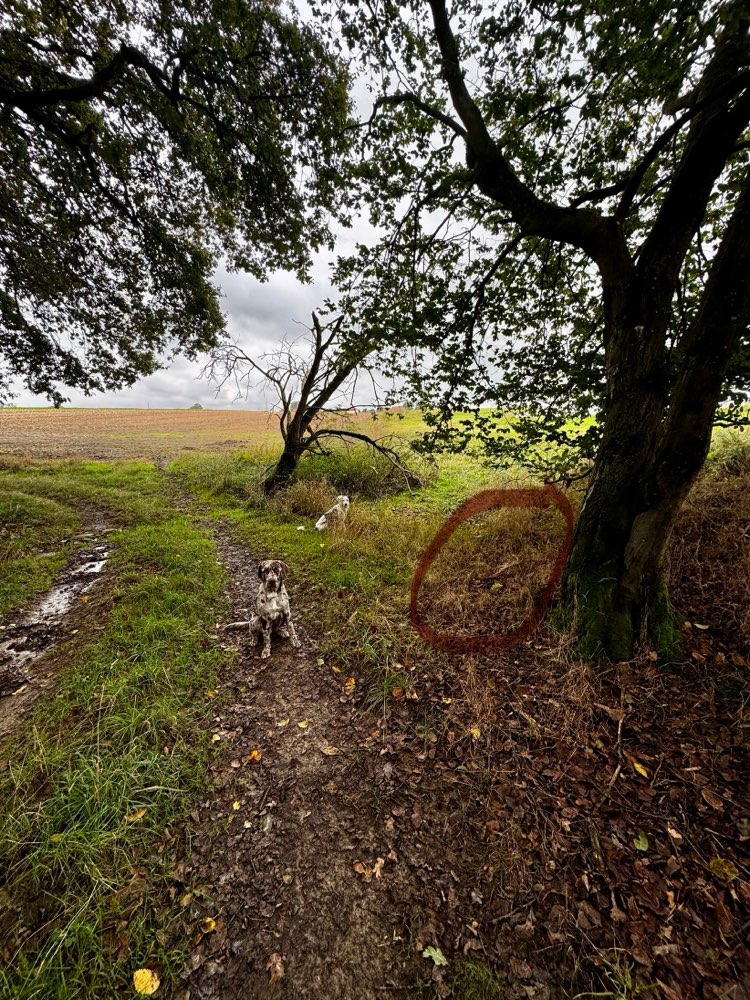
[276,718,290,728]
[200,916,216,933]
[331,664,342,674]
[469,726,481,740]
[205,689,217,698]
[232,801,240,811]
[50,833,63,843]
[211,733,221,743]
[125,807,147,823]
[297,720,309,729]
[694,623,710,630]
[441,697,453,705]
[70,629,78,635]
[345,676,356,693]
[632,760,649,778]
[709,856,739,881]
[133,968,160,995]
[248,749,262,762]
[79,594,89,603]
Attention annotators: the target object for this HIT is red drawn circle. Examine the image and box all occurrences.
[409,484,575,654]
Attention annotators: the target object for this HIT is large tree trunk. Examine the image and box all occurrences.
[563,167,750,662]
[562,442,693,663]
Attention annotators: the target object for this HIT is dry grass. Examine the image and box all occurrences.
[418,506,569,640]
[670,437,750,648]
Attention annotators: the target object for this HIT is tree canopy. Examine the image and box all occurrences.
[329,0,750,469]
[321,0,750,659]
[0,0,351,403]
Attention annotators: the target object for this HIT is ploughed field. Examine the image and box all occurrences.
[0,407,285,460]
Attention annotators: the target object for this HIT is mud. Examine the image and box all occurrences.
[0,531,111,740]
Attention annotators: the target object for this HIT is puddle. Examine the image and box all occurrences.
[0,537,111,696]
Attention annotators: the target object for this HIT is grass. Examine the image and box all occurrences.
[450,960,505,999]
[0,462,232,999]
[1,416,748,999]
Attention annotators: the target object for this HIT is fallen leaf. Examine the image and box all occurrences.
[297,720,309,729]
[70,629,79,635]
[211,734,221,743]
[702,788,724,811]
[373,857,385,879]
[125,807,147,823]
[331,664,342,674]
[353,861,372,882]
[709,856,739,881]
[232,801,240,811]
[693,622,710,630]
[391,687,404,699]
[80,594,89,603]
[276,718,289,728]
[422,945,448,967]
[632,759,649,778]
[247,749,262,762]
[633,831,649,852]
[344,676,356,693]
[133,968,160,995]
[179,892,192,906]
[469,726,481,740]
[267,952,285,982]
[205,689,217,698]
[50,833,63,842]
[321,745,339,755]
[666,824,683,844]
[200,917,216,934]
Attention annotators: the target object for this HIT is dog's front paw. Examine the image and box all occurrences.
[261,647,271,659]
[277,627,290,639]
[291,637,302,649]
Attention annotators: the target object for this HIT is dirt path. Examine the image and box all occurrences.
[182,521,433,1000]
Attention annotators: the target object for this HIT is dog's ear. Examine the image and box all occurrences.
[278,560,289,578]
[257,562,266,580]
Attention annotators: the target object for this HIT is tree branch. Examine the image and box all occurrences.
[305,428,423,490]
[425,0,629,279]
[376,92,467,138]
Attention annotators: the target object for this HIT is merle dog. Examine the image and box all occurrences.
[250,559,301,659]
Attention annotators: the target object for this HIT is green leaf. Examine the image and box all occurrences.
[422,946,448,967]
[633,831,649,852]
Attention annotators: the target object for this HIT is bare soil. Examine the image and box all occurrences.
[181,523,433,999]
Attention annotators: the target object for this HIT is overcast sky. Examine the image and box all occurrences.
[9,244,355,410]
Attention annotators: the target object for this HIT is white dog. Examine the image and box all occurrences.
[315,495,350,531]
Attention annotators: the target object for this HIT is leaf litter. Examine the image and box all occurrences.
[173,521,748,1000]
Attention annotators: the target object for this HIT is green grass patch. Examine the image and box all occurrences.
[0,465,231,999]
[450,960,505,999]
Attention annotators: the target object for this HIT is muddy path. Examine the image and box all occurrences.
[181,521,439,1000]
[0,519,112,742]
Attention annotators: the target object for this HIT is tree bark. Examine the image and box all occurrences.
[263,439,304,493]
[563,165,750,662]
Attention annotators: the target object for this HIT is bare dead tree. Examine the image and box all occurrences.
[205,312,423,493]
